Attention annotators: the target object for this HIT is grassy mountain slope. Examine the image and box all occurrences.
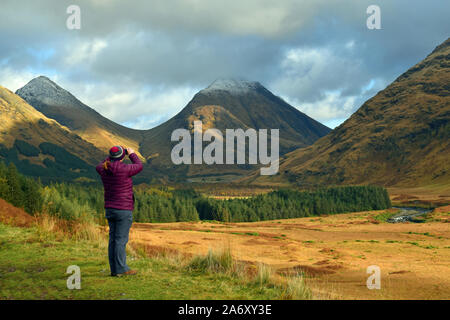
[0,86,103,181]
[16,76,145,158]
[247,38,450,187]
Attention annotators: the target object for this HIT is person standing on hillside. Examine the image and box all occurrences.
[96,146,143,277]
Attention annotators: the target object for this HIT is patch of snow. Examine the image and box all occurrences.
[201,78,262,95]
[16,76,80,108]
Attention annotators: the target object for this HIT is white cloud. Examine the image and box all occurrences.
[64,39,108,66]
[272,46,365,102]
[281,90,357,121]
[82,0,327,38]
[0,67,40,92]
[345,40,355,50]
[123,114,170,130]
[270,45,389,125]
[59,79,199,129]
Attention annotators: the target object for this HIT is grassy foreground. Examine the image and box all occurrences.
[0,222,311,300]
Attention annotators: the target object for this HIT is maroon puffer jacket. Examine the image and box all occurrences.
[95,153,143,211]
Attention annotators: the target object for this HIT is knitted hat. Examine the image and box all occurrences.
[109,145,125,161]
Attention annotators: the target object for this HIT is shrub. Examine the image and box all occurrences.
[14,140,40,157]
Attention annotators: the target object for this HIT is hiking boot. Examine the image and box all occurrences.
[116,270,137,277]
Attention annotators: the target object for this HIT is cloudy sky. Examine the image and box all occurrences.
[0,0,448,129]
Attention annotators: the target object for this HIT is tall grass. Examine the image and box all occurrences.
[187,247,235,274]
[35,213,57,241]
[184,247,320,299]
[281,274,312,300]
[255,263,272,286]
[33,212,107,243]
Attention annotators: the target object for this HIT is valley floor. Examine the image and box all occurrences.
[1,198,449,299]
[130,207,450,299]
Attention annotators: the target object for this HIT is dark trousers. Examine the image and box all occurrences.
[105,208,133,275]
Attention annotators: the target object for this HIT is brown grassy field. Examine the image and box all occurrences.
[388,185,450,207]
[130,207,450,299]
[2,185,449,300]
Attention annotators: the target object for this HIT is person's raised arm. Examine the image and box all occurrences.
[126,148,143,177]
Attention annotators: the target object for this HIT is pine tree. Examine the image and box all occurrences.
[6,163,24,208]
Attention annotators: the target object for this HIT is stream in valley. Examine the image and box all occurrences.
[388,207,433,223]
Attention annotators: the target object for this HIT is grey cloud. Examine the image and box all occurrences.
[0,0,448,129]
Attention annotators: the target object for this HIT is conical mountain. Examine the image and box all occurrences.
[16,76,144,156]
[0,85,103,181]
[248,38,450,187]
[140,78,330,180]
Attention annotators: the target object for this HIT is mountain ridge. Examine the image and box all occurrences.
[0,85,104,181]
[16,76,145,157]
[245,37,450,187]
[11,76,331,182]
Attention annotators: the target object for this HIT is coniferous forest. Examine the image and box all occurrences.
[0,160,391,224]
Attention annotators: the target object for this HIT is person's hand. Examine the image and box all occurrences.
[127,147,135,155]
